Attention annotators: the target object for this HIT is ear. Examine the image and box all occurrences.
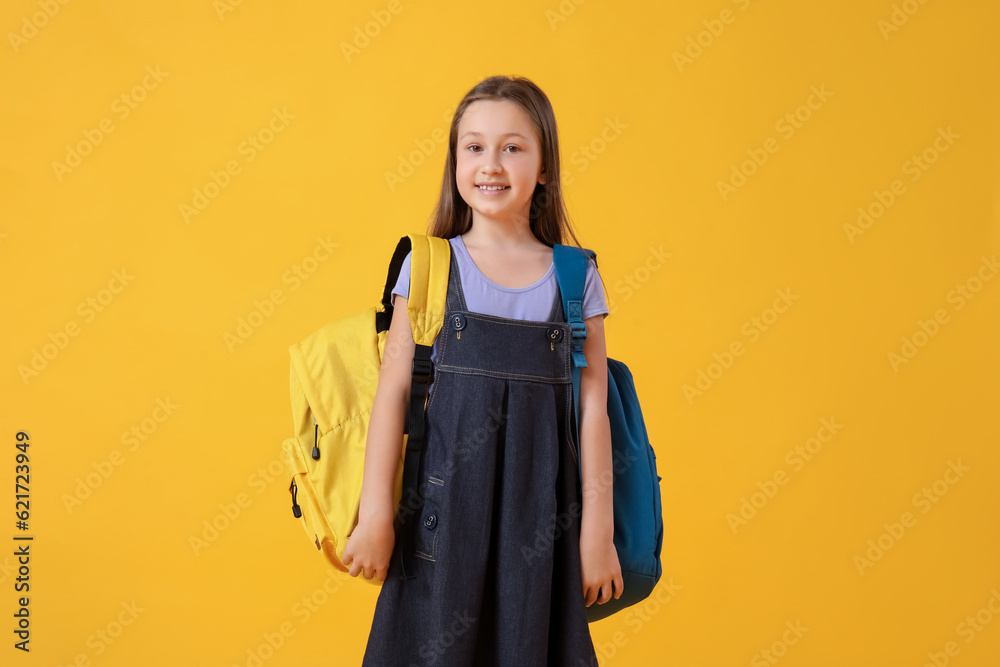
[538,168,546,185]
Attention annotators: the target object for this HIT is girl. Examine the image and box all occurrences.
[344,74,621,666]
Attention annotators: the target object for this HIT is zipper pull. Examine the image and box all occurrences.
[311,420,320,460]
[289,479,302,518]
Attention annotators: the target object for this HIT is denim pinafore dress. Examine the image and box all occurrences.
[362,247,599,666]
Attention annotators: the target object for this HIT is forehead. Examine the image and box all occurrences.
[458,99,537,141]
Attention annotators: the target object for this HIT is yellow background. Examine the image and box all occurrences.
[2,0,999,665]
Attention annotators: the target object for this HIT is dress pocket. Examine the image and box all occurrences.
[413,475,445,562]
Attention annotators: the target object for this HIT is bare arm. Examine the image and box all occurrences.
[343,294,418,581]
[357,293,417,524]
[578,313,613,539]
[577,312,623,606]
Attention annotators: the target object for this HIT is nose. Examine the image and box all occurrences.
[481,150,502,174]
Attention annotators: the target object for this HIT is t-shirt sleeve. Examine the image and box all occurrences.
[582,257,610,320]
[391,250,411,306]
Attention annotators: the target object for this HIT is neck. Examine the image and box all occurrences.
[463,214,536,250]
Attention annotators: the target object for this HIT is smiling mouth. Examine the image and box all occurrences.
[477,185,509,191]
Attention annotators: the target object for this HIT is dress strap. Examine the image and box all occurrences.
[546,272,565,322]
[445,238,468,313]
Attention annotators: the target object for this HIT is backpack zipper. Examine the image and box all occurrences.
[311,418,320,460]
[289,478,302,518]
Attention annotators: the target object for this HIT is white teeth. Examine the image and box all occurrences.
[478,185,507,191]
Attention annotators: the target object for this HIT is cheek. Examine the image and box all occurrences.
[454,159,474,183]
[514,167,539,189]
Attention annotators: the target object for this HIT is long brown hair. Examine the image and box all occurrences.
[426,75,585,251]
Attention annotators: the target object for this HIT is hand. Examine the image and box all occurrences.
[342,512,396,583]
[580,524,623,609]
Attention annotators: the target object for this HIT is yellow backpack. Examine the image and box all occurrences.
[280,234,451,583]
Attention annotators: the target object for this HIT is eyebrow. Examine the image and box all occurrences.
[459,131,528,141]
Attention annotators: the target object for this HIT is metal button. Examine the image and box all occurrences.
[451,314,467,331]
[547,327,563,342]
[423,513,437,529]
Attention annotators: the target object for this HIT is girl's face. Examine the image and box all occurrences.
[454,99,545,228]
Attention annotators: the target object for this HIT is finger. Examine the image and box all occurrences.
[615,573,624,599]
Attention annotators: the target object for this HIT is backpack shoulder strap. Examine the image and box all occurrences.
[552,244,596,369]
[401,234,451,347]
[552,243,597,485]
[378,234,450,345]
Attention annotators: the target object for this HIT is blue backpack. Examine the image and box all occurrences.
[552,244,664,623]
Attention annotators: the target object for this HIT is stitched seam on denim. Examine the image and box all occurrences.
[439,319,571,378]
[452,247,468,312]
[435,366,570,383]
[437,364,571,382]
[442,312,572,377]
[462,312,571,330]
[438,315,453,370]
[565,384,578,465]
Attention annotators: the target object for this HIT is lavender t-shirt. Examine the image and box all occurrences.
[391,234,609,387]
